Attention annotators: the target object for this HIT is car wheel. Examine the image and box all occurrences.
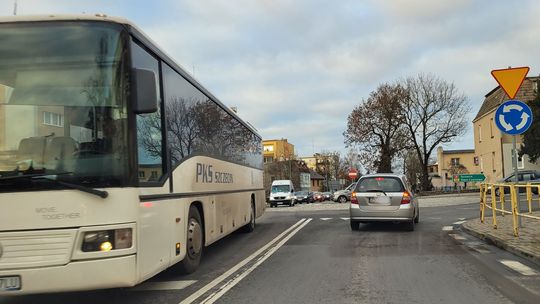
[414,209,419,224]
[350,220,359,231]
[178,205,203,274]
[339,196,347,204]
[405,219,415,232]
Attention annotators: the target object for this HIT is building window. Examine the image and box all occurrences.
[150,171,158,180]
[492,152,496,172]
[474,156,479,166]
[480,156,484,171]
[518,155,525,169]
[138,171,145,179]
[263,145,274,152]
[490,118,494,138]
[478,125,482,142]
[264,156,274,163]
[43,111,64,127]
[451,158,460,166]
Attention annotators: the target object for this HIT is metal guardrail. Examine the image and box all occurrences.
[479,183,540,236]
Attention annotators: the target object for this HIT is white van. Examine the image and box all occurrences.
[269,180,295,207]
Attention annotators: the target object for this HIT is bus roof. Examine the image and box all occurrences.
[0,14,261,138]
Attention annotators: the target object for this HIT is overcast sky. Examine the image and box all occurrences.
[2,0,539,157]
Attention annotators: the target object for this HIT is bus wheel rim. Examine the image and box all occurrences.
[188,218,202,256]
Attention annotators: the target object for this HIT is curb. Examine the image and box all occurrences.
[461,222,540,267]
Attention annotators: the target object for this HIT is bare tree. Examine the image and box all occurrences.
[344,83,409,173]
[402,74,470,191]
[447,161,468,189]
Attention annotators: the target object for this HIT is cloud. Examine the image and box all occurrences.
[2,0,540,158]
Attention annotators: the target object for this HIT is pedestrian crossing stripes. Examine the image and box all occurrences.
[500,260,539,276]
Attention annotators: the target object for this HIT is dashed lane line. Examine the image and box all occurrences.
[320,218,333,221]
[448,233,466,241]
[340,217,350,220]
[453,220,467,225]
[442,226,454,231]
[499,260,539,276]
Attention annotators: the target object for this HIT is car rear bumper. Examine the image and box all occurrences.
[0,255,137,295]
[349,203,415,221]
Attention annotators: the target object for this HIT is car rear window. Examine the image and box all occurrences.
[355,177,404,193]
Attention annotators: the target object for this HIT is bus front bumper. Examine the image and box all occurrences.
[0,255,136,296]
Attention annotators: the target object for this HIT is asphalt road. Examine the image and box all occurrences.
[2,198,540,304]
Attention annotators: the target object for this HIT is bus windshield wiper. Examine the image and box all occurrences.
[0,171,72,181]
[0,172,108,199]
[365,189,387,196]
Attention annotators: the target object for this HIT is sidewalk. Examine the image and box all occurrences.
[463,211,540,266]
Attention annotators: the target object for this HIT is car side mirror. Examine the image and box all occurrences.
[131,68,158,114]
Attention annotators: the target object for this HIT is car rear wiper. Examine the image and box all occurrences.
[365,189,388,196]
[0,172,108,199]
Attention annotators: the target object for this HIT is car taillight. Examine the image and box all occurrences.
[351,192,358,204]
[401,191,412,204]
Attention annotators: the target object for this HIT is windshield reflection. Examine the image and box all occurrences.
[0,22,129,191]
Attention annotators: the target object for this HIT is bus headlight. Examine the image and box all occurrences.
[82,228,133,252]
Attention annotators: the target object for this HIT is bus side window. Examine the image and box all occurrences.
[132,41,165,184]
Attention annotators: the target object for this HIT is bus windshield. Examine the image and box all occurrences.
[0,22,130,192]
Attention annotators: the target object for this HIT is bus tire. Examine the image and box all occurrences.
[241,201,256,233]
[178,205,203,274]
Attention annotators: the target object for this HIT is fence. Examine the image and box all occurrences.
[479,183,540,236]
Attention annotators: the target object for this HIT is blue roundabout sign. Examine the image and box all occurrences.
[494,100,533,135]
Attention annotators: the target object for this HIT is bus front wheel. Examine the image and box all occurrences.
[179,205,203,274]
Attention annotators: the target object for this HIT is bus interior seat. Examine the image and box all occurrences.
[17,137,47,166]
[45,136,78,162]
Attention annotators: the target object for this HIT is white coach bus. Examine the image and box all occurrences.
[0,15,265,295]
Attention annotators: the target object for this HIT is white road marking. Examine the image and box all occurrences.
[442,226,454,231]
[179,218,308,304]
[471,247,491,254]
[458,218,466,221]
[320,218,332,221]
[448,233,466,241]
[428,217,442,220]
[500,260,539,276]
[340,217,350,220]
[133,280,197,291]
[453,220,466,225]
[199,219,313,304]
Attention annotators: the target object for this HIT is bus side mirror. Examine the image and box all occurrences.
[131,68,158,114]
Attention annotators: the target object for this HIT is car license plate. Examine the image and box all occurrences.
[0,276,21,291]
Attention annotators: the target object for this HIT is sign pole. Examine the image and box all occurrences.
[512,135,522,227]
[491,66,532,228]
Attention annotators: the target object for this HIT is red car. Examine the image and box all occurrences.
[313,192,324,202]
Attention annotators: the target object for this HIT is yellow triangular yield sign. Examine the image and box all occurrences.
[491,67,530,99]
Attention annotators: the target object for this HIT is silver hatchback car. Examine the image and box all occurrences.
[349,174,419,231]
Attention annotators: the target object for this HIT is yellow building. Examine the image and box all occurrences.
[433,147,481,188]
[473,77,540,183]
[262,139,294,163]
[300,156,317,170]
